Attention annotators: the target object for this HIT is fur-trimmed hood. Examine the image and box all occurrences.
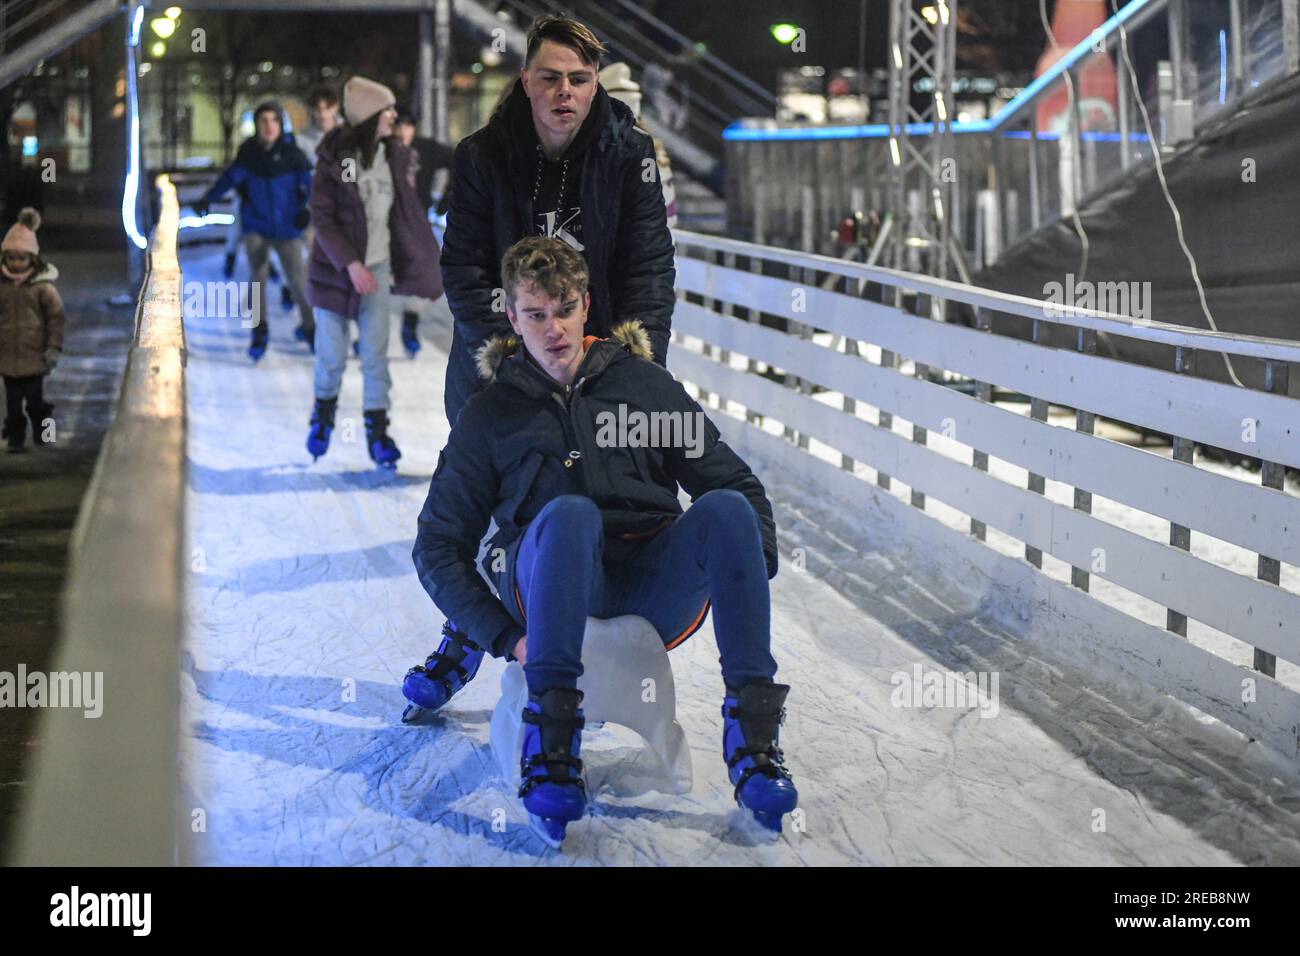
[473,318,654,384]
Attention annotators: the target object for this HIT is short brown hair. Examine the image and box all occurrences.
[524,14,607,70]
[502,236,589,309]
[307,87,339,108]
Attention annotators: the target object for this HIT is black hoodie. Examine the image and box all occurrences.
[439,80,676,425]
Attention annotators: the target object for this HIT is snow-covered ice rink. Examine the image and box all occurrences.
[179,246,1300,866]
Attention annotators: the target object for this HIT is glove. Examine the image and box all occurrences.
[45,348,60,371]
[292,208,310,230]
[193,200,210,218]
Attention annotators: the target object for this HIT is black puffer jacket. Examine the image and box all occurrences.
[413,322,777,660]
[439,80,676,423]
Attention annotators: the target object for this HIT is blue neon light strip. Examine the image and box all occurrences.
[1218,29,1228,104]
[722,0,1161,143]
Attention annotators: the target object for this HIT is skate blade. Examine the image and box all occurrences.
[400,703,432,724]
[527,812,568,849]
[733,806,784,839]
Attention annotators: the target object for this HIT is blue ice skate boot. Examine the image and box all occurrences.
[722,682,798,833]
[306,396,337,462]
[400,621,484,722]
[401,312,421,357]
[519,687,586,848]
[248,322,268,362]
[363,409,401,469]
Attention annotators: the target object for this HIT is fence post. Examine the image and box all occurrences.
[878,300,898,493]
[1025,318,1049,568]
[795,188,817,450]
[698,246,716,407]
[747,193,767,426]
[1072,327,1098,591]
[911,293,931,511]
[1167,345,1196,636]
[970,306,992,540]
[1254,359,1290,677]
[716,251,736,415]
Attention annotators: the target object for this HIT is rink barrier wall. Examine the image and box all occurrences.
[670,230,1300,761]
[12,175,187,865]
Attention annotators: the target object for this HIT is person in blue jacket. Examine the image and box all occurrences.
[196,102,315,360]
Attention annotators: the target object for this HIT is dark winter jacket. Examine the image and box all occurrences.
[0,262,64,377]
[202,131,312,241]
[408,136,456,211]
[412,320,777,660]
[440,81,676,422]
[307,127,443,320]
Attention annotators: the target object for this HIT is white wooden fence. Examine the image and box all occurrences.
[670,230,1300,760]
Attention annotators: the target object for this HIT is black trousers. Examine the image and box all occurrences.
[3,373,44,422]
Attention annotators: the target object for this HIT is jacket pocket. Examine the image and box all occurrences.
[498,450,544,526]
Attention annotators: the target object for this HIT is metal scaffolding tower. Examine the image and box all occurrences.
[886,0,957,291]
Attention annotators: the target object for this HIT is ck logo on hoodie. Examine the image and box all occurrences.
[536,205,584,252]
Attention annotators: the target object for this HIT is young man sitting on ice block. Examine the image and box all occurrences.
[407,236,797,841]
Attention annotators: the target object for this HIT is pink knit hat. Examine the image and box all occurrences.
[2,207,41,256]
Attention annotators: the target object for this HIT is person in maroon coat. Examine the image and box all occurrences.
[305,76,443,468]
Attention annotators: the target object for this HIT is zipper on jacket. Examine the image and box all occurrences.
[552,377,592,495]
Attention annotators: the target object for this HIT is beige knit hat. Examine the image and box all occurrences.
[343,76,396,126]
[599,63,641,119]
[2,207,41,256]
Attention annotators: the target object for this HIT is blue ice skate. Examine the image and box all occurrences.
[519,688,586,848]
[400,622,484,723]
[306,396,337,462]
[363,409,401,470]
[722,682,799,833]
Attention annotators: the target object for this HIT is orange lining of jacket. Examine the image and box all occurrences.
[513,585,709,652]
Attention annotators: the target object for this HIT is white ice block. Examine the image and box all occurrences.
[489,615,693,795]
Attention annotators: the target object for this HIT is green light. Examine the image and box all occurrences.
[770,23,801,45]
[150,41,166,57]
[150,17,176,39]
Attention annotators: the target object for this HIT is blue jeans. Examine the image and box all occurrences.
[510,491,777,696]
[313,261,392,410]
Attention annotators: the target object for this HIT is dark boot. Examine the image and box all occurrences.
[519,687,587,847]
[722,682,798,832]
[306,396,337,462]
[3,415,26,453]
[293,323,316,353]
[400,311,421,357]
[400,621,484,723]
[248,320,269,362]
[363,409,400,469]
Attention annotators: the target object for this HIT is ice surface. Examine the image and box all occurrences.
[180,247,1300,865]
